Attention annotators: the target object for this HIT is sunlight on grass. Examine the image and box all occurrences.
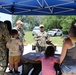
[24,31,63,47]
[50,36,63,47]
[24,31,35,44]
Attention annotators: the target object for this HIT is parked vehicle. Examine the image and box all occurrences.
[47,29,62,36]
[32,26,40,36]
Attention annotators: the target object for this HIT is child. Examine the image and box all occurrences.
[35,46,59,75]
[6,29,22,73]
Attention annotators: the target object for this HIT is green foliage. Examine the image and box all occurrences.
[43,16,62,31]
[43,16,76,33]
[13,15,76,33]
[60,16,76,34]
[13,15,44,30]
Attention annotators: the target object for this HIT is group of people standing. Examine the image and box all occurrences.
[0,19,76,75]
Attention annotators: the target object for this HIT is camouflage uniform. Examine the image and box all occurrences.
[17,27,25,42]
[34,31,49,52]
[17,27,25,55]
[0,21,10,75]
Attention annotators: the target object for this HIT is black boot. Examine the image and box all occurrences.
[14,70,20,74]
[8,70,13,73]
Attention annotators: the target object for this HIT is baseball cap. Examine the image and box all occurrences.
[16,20,23,25]
[39,24,44,28]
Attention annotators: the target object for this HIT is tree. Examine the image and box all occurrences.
[13,15,44,30]
[13,15,76,33]
[43,16,62,31]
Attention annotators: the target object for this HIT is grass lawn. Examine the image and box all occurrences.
[24,31,63,47]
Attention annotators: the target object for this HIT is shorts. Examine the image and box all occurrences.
[61,64,76,74]
[9,56,20,64]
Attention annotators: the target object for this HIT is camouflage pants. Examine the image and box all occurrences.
[19,45,24,56]
[0,58,7,75]
[36,46,46,52]
[0,48,7,75]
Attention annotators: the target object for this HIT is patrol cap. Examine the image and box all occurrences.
[16,20,23,25]
[39,24,44,28]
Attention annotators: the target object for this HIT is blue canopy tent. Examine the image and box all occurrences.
[0,0,76,15]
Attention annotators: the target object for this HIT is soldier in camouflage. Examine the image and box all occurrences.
[16,20,25,42]
[34,24,50,52]
[0,21,10,75]
[16,20,25,55]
